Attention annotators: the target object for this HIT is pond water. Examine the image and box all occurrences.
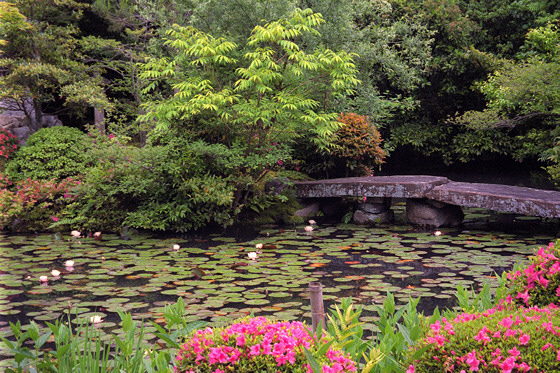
[0,203,557,363]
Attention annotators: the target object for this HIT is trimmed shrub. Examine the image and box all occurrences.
[174,316,358,373]
[505,241,560,307]
[407,301,560,372]
[5,126,92,181]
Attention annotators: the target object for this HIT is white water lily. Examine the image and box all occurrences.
[434,231,442,236]
[51,270,60,277]
[248,252,258,260]
[304,226,314,232]
[70,230,81,237]
[308,220,316,225]
[65,260,74,267]
[39,275,48,282]
[173,244,180,251]
[90,315,103,324]
[255,243,263,250]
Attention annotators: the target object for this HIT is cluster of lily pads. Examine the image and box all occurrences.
[0,206,555,368]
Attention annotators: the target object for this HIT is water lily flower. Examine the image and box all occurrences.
[173,244,180,251]
[65,260,74,267]
[39,275,48,283]
[70,230,81,237]
[308,220,316,225]
[255,243,263,250]
[248,252,258,260]
[434,231,442,236]
[51,270,60,277]
[93,232,102,240]
[304,226,314,232]
[90,315,103,324]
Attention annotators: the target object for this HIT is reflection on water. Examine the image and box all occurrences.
[0,204,557,363]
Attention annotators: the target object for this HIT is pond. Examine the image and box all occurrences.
[0,203,557,364]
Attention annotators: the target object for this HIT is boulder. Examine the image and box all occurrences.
[353,209,394,225]
[359,198,391,214]
[406,198,463,228]
[295,202,320,217]
[11,126,31,140]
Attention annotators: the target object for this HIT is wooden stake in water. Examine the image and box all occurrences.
[309,281,325,333]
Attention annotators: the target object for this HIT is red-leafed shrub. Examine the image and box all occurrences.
[331,113,386,176]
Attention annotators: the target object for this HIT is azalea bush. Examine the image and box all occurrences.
[505,241,560,307]
[0,128,19,169]
[174,316,358,373]
[0,174,80,231]
[407,300,560,372]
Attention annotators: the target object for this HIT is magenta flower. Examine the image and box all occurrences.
[500,356,516,373]
[52,216,59,222]
[518,333,530,345]
[406,365,415,373]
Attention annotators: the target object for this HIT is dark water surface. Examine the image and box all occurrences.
[0,204,557,364]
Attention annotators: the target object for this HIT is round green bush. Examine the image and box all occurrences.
[5,126,93,181]
[505,241,560,307]
[407,302,560,372]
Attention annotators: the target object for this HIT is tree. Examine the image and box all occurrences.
[0,0,110,130]
[139,8,359,209]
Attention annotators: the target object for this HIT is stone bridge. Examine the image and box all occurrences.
[293,175,560,227]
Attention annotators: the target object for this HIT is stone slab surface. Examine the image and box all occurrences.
[426,181,560,218]
[295,176,448,199]
[295,175,560,218]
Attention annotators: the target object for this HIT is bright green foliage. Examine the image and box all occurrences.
[139,8,359,210]
[0,2,30,53]
[5,126,93,181]
[308,295,438,373]
[408,303,560,372]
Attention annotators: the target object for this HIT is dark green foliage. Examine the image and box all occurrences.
[5,127,92,181]
[55,133,237,232]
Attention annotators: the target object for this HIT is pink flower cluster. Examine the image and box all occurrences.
[0,129,19,161]
[506,242,560,306]
[174,317,357,373]
[409,301,560,372]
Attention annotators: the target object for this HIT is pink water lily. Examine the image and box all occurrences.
[39,275,48,283]
[304,226,314,232]
[51,270,60,277]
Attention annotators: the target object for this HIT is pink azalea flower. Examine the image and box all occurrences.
[406,365,415,373]
[556,286,560,297]
[499,317,513,329]
[236,334,245,346]
[508,347,520,357]
[518,334,530,345]
[466,350,480,371]
[516,290,529,305]
[500,357,516,373]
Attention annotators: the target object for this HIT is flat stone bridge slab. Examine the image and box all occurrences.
[294,175,560,219]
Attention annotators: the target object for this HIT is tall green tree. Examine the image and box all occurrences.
[139,8,359,208]
[0,0,110,130]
